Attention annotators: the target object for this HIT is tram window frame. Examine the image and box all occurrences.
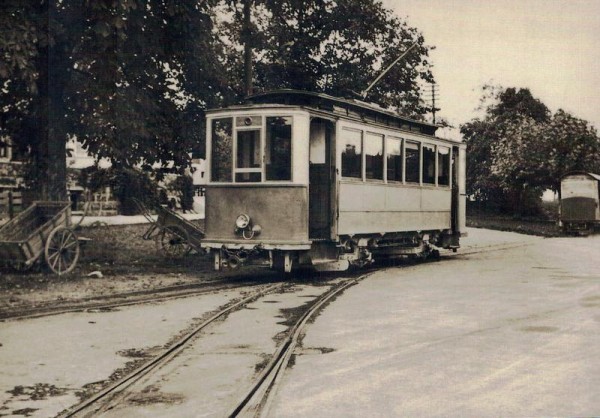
[422,143,436,185]
[265,116,293,181]
[405,140,420,184]
[386,136,403,183]
[210,117,233,183]
[211,114,295,184]
[365,132,384,181]
[234,126,262,183]
[341,128,363,180]
[437,145,450,186]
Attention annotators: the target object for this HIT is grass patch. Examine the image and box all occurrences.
[467,214,562,237]
[75,220,212,276]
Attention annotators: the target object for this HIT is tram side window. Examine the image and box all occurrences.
[341,129,362,179]
[235,129,261,182]
[365,133,383,180]
[438,146,450,186]
[405,141,420,183]
[386,137,402,182]
[422,144,436,184]
[265,117,292,181]
[211,118,233,182]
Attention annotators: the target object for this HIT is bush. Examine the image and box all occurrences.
[80,166,160,215]
[169,175,195,212]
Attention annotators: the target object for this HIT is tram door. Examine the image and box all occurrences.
[309,118,334,239]
[451,146,460,241]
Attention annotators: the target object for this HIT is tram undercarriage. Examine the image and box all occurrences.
[211,230,459,273]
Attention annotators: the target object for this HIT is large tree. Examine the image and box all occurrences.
[540,110,600,194]
[462,86,600,213]
[0,0,231,200]
[0,0,68,200]
[2,0,434,201]
[219,0,435,118]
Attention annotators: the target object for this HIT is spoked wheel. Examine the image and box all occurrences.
[45,227,80,275]
[158,225,190,258]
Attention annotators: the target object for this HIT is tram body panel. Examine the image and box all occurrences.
[204,185,309,245]
[337,182,451,235]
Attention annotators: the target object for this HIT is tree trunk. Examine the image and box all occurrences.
[243,0,253,97]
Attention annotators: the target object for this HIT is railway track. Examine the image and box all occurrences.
[5,242,534,417]
[57,282,286,418]
[55,274,368,418]
[0,275,279,322]
[1,242,531,322]
[228,276,365,417]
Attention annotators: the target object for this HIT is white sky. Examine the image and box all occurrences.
[382,0,600,133]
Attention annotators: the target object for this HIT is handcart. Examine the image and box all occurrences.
[134,199,205,258]
[0,202,80,275]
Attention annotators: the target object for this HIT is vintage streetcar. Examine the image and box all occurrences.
[201,90,467,272]
[559,171,600,235]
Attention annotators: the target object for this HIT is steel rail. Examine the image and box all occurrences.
[56,283,285,418]
[0,275,275,322]
[228,276,367,418]
[447,242,533,257]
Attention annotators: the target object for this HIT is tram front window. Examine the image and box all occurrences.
[266,117,292,181]
[211,118,233,182]
[235,129,261,182]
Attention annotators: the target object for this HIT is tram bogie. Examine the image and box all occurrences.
[201,90,467,272]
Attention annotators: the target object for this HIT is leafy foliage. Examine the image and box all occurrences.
[462,86,600,214]
[81,165,159,215]
[167,175,195,212]
[1,0,232,199]
[2,0,434,200]
[219,0,434,118]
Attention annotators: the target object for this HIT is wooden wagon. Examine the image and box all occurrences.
[134,199,205,257]
[0,202,80,275]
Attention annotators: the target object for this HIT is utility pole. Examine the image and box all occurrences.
[243,0,253,97]
[430,83,441,124]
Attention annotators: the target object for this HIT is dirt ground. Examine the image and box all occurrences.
[0,217,584,315]
[0,222,223,314]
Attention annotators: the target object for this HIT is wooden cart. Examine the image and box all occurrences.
[0,202,80,275]
[134,199,205,258]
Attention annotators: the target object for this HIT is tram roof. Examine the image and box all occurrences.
[244,89,439,136]
[561,171,600,182]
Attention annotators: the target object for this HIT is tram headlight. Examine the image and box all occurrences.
[235,213,251,229]
[234,213,261,239]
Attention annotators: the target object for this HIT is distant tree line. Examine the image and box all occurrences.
[461,86,600,215]
[0,0,435,201]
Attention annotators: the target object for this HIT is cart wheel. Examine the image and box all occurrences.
[45,227,80,276]
[158,225,190,258]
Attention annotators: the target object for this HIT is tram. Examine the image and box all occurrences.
[201,90,467,272]
[559,172,600,234]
